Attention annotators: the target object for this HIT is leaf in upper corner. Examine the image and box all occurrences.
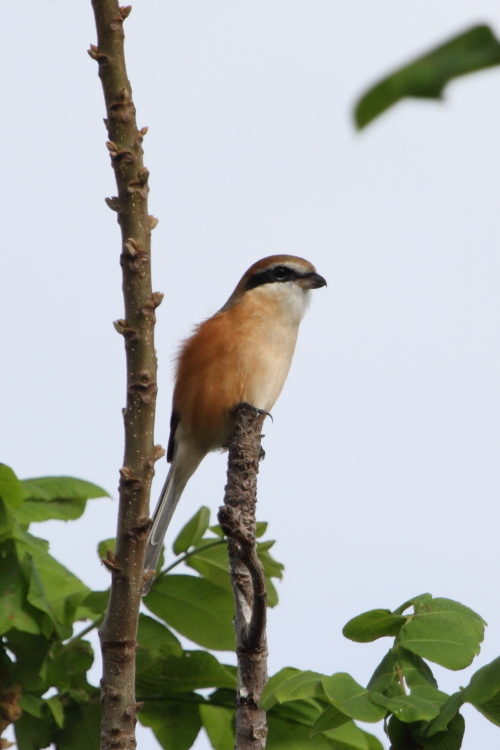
[16,476,109,525]
[144,574,235,651]
[342,609,406,643]
[139,697,203,750]
[199,703,235,750]
[399,597,485,670]
[173,507,211,555]
[0,464,24,509]
[355,25,500,129]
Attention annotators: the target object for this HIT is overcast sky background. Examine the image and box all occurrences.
[2,1,500,747]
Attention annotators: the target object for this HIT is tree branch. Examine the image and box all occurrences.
[218,403,268,750]
[88,3,161,748]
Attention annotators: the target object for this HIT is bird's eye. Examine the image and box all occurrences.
[273,266,289,280]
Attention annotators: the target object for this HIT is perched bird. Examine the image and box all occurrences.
[143,255,326,592]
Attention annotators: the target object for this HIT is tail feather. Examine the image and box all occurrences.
[142,466,184,595]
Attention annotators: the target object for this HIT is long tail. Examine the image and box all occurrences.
[142,465,184,595]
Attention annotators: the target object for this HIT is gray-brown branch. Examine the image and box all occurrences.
[218,403,269,750]
[89,3,162,749]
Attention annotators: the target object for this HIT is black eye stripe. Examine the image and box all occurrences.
[245,265,299,290]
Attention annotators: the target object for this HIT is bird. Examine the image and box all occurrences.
[142,254,326,593]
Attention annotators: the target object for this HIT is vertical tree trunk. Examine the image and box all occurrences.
[88,3,162,748]
[218,404,269,750]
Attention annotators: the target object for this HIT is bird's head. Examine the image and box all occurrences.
[221,255,326,322]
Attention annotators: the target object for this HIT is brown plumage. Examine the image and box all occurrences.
[143,255,326,593]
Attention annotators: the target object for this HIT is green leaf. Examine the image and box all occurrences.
[185,541,232,593]
[260,667,301,710]
[427,655,500,733]
[17,476,109,525]
[15,536,90,629]
[370,691,439,723]
[324,721,378,749]
[355,25,500,129]
[97,538,115,561]
[173,506,211,555]
[136,649,236,697]
[200,703,235,750]
[343,609,407,643]
[416,712,465,750]
[322,674,386,723]
[274,671,326,704]
[46,696,65,729]
[137,613,183,658]
[399,597,485,670]
[0,464,23,509]
[6,631,51,692]
[54,701,101,750]
[74,589,109,621]
[145,574,236,650]
[139,698,202,750]
[19,693,45,719]
[267,713,339,749]
[311,705,351,734]
[186,537,282,607]
[256,522,268,538]
[45,639,94,691]
[0,541,42,636]
[14,711,54,750]
[257,540,284,580]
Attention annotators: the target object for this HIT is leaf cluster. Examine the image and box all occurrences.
[263,593,500,749]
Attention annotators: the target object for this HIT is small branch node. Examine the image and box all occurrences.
[102,555,122,573]
[109,89,136,123]
[149,215,159,230]
[101,684,120,700]
[137,167,149,183]
[106,141,118,153]
[119,467,142,490]
[105,196,120,212]
[113,319,136,339]
[153,445,165,461]
[124,702,143,719]
[126,517,153,541]
[152,291,164,308]
[120,5,132,19]
[124,238,139,256]
[127,374,158,403]
[140,126,148,136]
[87,44,108,63]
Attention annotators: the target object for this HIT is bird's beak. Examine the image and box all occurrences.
[298,272,327,289]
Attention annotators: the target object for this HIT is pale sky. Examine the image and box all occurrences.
[2,2,500,748]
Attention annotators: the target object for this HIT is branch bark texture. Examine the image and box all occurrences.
[218,404,268,750]
[89,3,160,748]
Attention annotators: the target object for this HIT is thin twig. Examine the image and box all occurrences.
[65,615,105,645]
[155,538,226,578]
[88,3,161,748]
[218,403,268,750]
